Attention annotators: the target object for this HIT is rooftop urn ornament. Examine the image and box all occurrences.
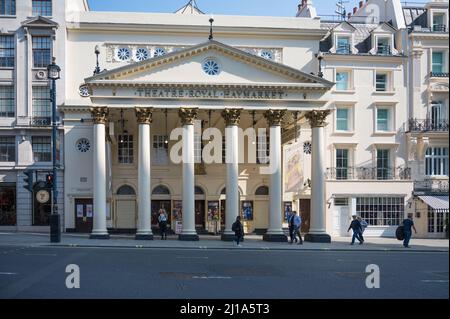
[209,15,214,40]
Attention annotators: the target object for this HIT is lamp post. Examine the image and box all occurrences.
[47,57,61,243]
[315,52,324,78]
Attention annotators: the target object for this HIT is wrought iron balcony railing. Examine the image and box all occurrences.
[430,72,449,78]
[336,44,351,54]
[30,117,51,127]
[408,118,449,132]
[433,24,447,32]
[414,179,449,194]
[326,167,411,181]
[377,44,391,55]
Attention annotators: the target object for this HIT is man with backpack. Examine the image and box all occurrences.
[232,216,244,247]
[347,215,363,245]
[357,216,368,243]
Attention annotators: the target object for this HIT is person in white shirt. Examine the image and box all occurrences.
[158,209,168,240]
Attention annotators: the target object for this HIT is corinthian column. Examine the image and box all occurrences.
[90,107,109,239]
[263,109,288,242]
[221,109,242,241]
[135,108,153,240]
[179,108,199,241]
[305,110,331,243]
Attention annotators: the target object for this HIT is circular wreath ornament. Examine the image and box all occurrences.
[303,142,312,155]
[116,47,131,61]
[135,48,149,61]
[78,85,90,97]
[202,59,220,76]
[77,138,91,153]
[153,47,166,57]
[260,50,274,60]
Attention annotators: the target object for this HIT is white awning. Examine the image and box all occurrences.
[419,196,449,211]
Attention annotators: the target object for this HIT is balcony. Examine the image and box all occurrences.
[377,44,391,55]
[430,72,449,78]
[414,179,449,194]
[433,24,447,32]
[30,117,51,127]
[408,119,449,133]
[336,44,351,55]
[326,167,411,181]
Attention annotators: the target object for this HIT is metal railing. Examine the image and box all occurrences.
[430,72,449,78]
[336,44,351,55]
[30,117,51,126]
[408,118,449,132]
[326,167,412,181]
[433,24,447,32]
[414,179,449,193]
[377,44,391,55]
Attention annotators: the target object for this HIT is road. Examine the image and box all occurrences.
[0,245,448,299]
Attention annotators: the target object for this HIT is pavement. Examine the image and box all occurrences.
[0,231,448,252]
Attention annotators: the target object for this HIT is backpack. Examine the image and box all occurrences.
[232,222,238,232]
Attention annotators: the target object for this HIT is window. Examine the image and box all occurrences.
[0,86,14,117]
[337,37,350,54]
[377,37,390,55]
[153,135,168,165]
[376,108,390,131]
[0,35,14,67]
[432,52,444,74]
[32,136,51,162]
[257,131,270,164]
[336,108,349,131]
[376,149,390,180]
[336,149,349,180]
[0,184,16,226]
[32,86,50,120]
[334,198,349,206]
[0,0,15,15]
[336,71,349,90]
[425,147,449,176]
[203,59,220,76]
[118,134,133,164]
[117,185,136,196]
[433,13,446,32]
[356,197,404,226]
[32,0,52,16]
[32,36,51,68]
[428,207,448,233]
[431,102,444,128]
[376,73,388,91]
[0,136,15,162]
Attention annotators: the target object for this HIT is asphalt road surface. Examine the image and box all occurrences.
[0,245,448,299]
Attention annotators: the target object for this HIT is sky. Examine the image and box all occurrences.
[87,0,351,18]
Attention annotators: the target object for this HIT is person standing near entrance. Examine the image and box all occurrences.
[293,211,303,245]
[347,215,363,245]
[402,214,417,248]
[158,208,168,240]
[232,216,244,247]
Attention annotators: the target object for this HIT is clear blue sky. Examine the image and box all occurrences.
[87,0,355,17]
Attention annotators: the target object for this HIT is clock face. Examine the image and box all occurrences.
[36,190,50,204]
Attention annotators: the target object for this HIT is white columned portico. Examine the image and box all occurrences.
[305,110,331,243]
[179,108,199,241]
[221,109,242,241]
[135,108,154,240]
[90,107,109,239]
[263,110,288,242]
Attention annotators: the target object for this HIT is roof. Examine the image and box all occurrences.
[175,0,205,15]
[419,196,449,211]
[403,7,428,29]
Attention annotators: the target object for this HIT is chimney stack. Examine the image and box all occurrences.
[359,1,363,8]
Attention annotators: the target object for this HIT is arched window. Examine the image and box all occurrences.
[255,186,269,196]
[195,186,205,195]
[152,185,171,195]
[117,185,136,195]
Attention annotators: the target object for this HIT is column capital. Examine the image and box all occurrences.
[264,109,286,127]
[179,108,198,125]
[135,107,153,124]
[90,107,109,125]
[305,110,331,128]
[222,108,242,126]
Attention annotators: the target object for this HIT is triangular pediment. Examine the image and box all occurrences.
[333,21,356,32]
[85,40,333,89]
[21,16,59,28]
[370,22,397,34]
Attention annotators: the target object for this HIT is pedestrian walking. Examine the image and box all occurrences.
[347,215,363,245]
[158,208,168,240]
[288,210,295,243]
[357,216,368,243]
[232,216,244,247]
[402,214,417,248]
[290,211,303,245]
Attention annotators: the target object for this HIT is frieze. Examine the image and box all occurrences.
[134,88,286,100]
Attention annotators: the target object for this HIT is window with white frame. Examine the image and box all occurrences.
[32,86,50,119]
[32,0,52,16]
[0,86,14,118]
[376,108,390,132]
[152,135,168,165]
[336,148,349,180]
[356,197,404,226]
[376,149,391,180]
[425,147,449,176]
[336,107,350,131]
[336,37,350,54]
[257,131,270,164]
[432,51,444,74]
[0,0,15,15]
[430,101,445,128]
[377,37,391,55]
[375,72,389,91]
[0,136,15,162]
[0,35,15,67]
[32,36,51,68]
[118,134,133,164]
[32,136,51,162]
[432,12,446,32]
[335,71,350,90]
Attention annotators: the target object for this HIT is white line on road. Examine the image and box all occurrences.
[421,280,449,283]
[0,272,17,275]
[192,276,231,280]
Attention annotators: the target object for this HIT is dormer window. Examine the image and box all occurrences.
[432,13,446,32]
[337,37,350,54]
[377,38,391,55]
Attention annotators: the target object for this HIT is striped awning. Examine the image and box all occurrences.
[419,196,449,211]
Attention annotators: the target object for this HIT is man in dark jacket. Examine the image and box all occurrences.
[402,214,417,248]
[347,215,363,245]
[232,216,244,247]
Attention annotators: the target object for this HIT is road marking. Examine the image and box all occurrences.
[421,280,449,283]
[0,272,17,275]
[24,253,57,256]
[176,256,209,259]
[192,276,231,280]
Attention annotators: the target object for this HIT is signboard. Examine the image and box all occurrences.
[175,221,183,234]
[86,205,93,218]
[242,201,254,221]
[284,141,303,193]
[76,204,84,218]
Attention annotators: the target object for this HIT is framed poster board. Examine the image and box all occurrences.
[172,200,182,221]
[241,201,254,221]
[207,201,220,221]
[284,201,293,222]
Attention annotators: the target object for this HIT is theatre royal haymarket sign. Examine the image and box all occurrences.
[134,87,288,100]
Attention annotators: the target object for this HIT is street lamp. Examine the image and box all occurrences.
[315,52,324,78]
[47,57,61,243]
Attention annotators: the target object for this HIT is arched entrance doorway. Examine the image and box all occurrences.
[152,185,171,232]
[115,185,137,231]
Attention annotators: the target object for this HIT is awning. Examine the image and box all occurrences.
[418,196,449,211]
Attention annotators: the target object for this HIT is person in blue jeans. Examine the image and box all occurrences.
[347,215,363,245]
[402,214,417,248]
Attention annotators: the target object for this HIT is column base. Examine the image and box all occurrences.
[263,233,288,242]
[89,233,110,240]
[178,234,199,241]
[304,233,331,243]
[135,234,154,240]
[221,233,236,242]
